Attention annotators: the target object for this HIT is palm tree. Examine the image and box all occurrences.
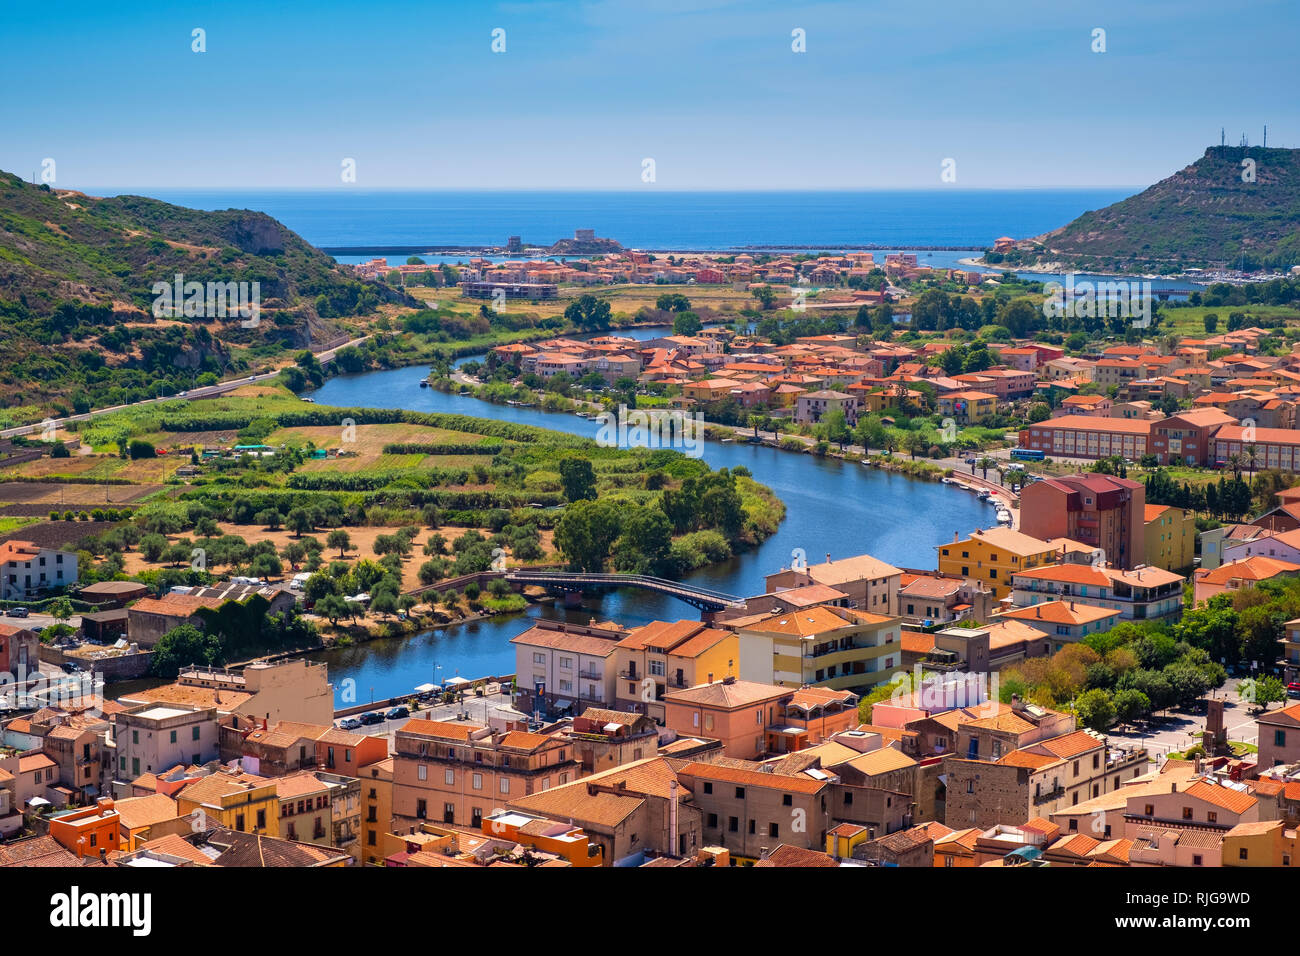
[1245,444,1259,479]
[978,456,995,480]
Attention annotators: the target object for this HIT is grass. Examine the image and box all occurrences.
[1156,304,1300,336]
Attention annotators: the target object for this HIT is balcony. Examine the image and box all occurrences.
[1032,786,1066,806]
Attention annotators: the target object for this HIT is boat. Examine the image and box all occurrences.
[860,459,875,466]
[976,489,991,500]
[506,400,535,407]
[418,379,429,388]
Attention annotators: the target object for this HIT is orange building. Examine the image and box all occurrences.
[48,797,121,859]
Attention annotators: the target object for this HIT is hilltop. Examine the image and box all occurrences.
[0,172,413,415]
[993,147,1300,274]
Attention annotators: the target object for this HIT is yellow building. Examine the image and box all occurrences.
[937,390,998,425]
[1222,819,1298,867]
[827,822,870,860]
[1143,504,1196,572]
[937,527,1058,599]
[175,770,279,837]
[613,620,739,722]
[360,756,394,866]
[934,826,981,867]
[735,605,903,692]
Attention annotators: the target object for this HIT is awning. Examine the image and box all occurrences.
[414,683,438,694]
[445,676,471,687]
[553,699,572,710]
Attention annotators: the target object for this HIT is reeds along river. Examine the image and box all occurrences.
[302,360,993,705]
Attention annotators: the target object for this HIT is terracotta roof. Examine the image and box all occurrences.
[678,761,829,795]
[664,678,790,709]
[1184,779,1257,815]
[398,718,479,741]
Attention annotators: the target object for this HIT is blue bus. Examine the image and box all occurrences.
[1009,447,1045,462]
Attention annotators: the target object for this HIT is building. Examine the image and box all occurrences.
[611,620,738,723]
[661,677,798,759]
[896,569,995,626]
[1144,504,1197,572]
[1019,415,1152,461]
[568,709,660,775]
[0,622,37,683]
[359,756,394,866]
[510,619,627,718]
[1019,474,1145,570]
[507,757,703,865]
[1221,819,1299,866]
[391,718,580,832]
[794,389,860,426]
[0,540,77,600]
[1192,555,1300,605]
[993,600,1122,646]
[111,704,221,796]
[118,659,335,727]
[175,769,280,836]
[1009,563,1185,622]
[675,761,833,863]
[1212,424,1300,471]
[1257,703,1300,771]
[733,605,902,692]
[765,552,902,616]
[47,797,121,859]
[936,527,1058,599]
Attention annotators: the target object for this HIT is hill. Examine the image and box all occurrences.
[996,147,1300,273]
[0,171,413,416]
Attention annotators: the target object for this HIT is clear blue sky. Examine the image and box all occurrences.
[1,0,1295,190]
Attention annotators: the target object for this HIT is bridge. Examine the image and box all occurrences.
[503,570,746,614]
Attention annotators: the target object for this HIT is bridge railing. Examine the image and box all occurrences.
[503,569,745,606]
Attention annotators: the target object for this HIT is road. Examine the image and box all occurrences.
[1107,690,1263,764]
[336,688,519,743]
[0,335,368,440]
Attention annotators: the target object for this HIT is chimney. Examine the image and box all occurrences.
[953,532,959,543]
[759,846,770,861]
[669,780,679,855]
[825,553,831,564]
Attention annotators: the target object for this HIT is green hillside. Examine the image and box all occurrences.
[995,147,1300,274]
[0,171,412,416]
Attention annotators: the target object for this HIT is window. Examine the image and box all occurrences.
[417,764,427,782]
[169,730,177,744]
[533,652,546,665]
[1144,804,1154,816]
[735,787,745,799]
[445,769,455,785]
[748,819,756,834]
[1239,847,1248,861]
[472,773,482,790]
[1182,807,1193,820]
[782,794,792,806]
[192,726,200,741]
[1276,730,1287,747]
[703,782,713,795]
[728,817,738,833]
[499,778,509,794]
[769,822,779,838]
[1207,811,1217,824]
[707,813,718,828]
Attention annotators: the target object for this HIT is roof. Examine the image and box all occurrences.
[953,526,1056,557]
[781,553,902,587]
[664,678,791,709]
[677,761,830,795]
[1184,779,1257,815]
[113,793,180,831]
[398,718,479,741]
[997,601,1121,627]
[509,624,623,657]
[753,845,840,868]
[1196,555,1300,586]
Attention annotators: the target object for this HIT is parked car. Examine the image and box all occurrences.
[386,706,410,720]
[5,607,29,618]
[1287,682,1300,698]
[338,717,363,730]
[359,711,384,725]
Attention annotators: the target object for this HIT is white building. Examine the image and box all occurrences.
[0,540,77,600]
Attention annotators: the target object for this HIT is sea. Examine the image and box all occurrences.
[92,187,1137,256]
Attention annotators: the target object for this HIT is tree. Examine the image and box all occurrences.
[656,293,692,313]
[1241,675,1285,712]
[1075,688,1116,731]
[255,509,282,531]
[751,285,777,310]
[554,499,623,572]
[286,507,315,538]
[150,623,223,678]
[558,458,597,502]
[314,593,349,625]
[327,529,351,558]
[563,294,612,330]
[818,408,851,450]
[673,310,703,336]
[48,597,74,625]
[370,590,398,619]
[1203,313,1219,334]
[1112,688,1151,727]
[612,507,673,576]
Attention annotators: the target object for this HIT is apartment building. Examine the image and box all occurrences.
[1144,504,1197,571]
[511,619,628,718]
[611,620,737,723]
[1019,415,1152,461]
[994,600,1122,646]
[391,718,580,832]
[936,527,1058,599]
[676,761,833,863]
[765,552,902,616]
[0,540,77,600]
[1019,474,1144,570]
[112,704,221,796]
[662,677,794,759]
[733,605,903,692]
[1009,563,1185,622]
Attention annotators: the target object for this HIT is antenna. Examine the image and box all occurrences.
[1263,125,1267,148]
[1221,127,1225,147]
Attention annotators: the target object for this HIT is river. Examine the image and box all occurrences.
[300,349,993,706]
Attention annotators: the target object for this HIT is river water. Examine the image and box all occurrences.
[300,350,992,705]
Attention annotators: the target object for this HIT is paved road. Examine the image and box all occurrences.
[1107,690,1264,764]
[336,689,518,742]
[0,335,368,440]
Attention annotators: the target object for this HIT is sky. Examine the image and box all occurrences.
[0,0,1296,191]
